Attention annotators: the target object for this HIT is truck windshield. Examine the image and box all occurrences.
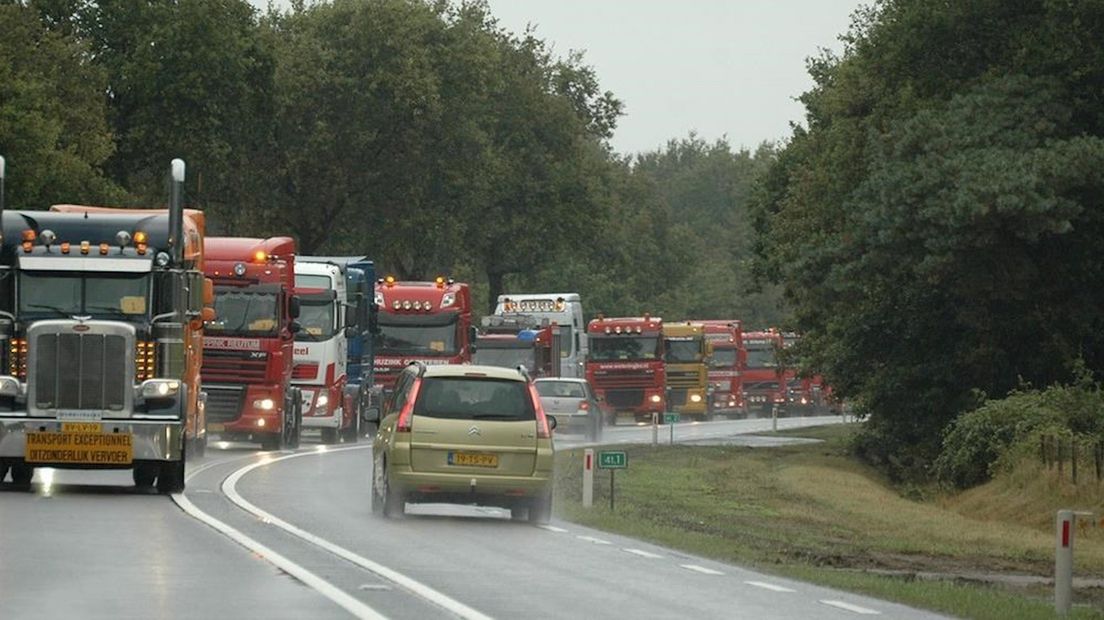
[474,346,536,372]
[746,346,777,368]
[19,272,149,319]
[208,288,279,336]
[710,349,738,368]
[664,339,703,363]
[295,274,331,289]
[588,336,660,361]
[296,300,335,341]
[375,319,458,356]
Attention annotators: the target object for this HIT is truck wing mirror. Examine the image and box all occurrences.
[201,307,216,323]
[289,296,301,319]
[203,277,214,306]
[289,320,302,334]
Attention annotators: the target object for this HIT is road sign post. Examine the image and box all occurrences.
[598,451,627,511]
[583,449,594,508]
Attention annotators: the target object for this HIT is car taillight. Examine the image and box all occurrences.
[578,400,589,411]
[528,383,551,439]
[396,378,422,433]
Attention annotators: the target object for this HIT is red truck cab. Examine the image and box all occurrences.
[696,320,748,418]
[742,330,786,416]
[586,315,666,425]
[202,237,301,450]
[372,276,473,394]
[474,314,561,378]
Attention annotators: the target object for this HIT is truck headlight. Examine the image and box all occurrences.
[253,398,275,410]
[649,394,662,403]
[689,394,702,403]
[0,375,21,397]
[141,379,180,398]
[316,394,329,407]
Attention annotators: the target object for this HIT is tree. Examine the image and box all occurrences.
[0,2,122,209]
[753,0,1104,478]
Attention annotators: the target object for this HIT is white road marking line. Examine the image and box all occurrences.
[820,600,881,615]
[680,564,724,575]
[538,525,568,533]
[222,446,494,620]
[623,548,663,559]
[172,491,386,620]
[359,584,392,591]
[576,535,612,545]
[744,581,795,592]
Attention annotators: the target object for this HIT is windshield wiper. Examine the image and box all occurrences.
[25,303,73,315]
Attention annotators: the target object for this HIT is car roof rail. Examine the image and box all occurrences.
[406,360,427,376]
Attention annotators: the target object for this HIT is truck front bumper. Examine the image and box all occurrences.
[0,418,184,467]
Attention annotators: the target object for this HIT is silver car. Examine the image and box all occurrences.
[534,378,603,442]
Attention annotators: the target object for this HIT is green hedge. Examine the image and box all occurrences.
[934,378,1104,489]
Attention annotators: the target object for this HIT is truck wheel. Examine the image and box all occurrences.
[133,464,157,488]
[157,459,185,494]
[321,428,339,445]
[285,403,301,450]
[527,490,553,525]
[261,431,283,451]
[10,463,33,486]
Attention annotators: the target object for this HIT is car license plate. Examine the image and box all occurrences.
[25,423,133,465]
[448,451,499,468]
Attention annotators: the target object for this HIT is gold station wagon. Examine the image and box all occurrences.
[371,363,556,523]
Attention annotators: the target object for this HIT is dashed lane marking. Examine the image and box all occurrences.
[623,548,663,559]
[680,564,724,575]
[745,581,796,593]
[820,600,881,615]
[576,535,612,545]
[222,446,494,620]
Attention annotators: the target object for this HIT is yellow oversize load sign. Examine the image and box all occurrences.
[25,423,133,465]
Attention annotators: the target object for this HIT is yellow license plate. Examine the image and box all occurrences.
[25,425,133,465]
[207,423,226,433]
[449,452,499,468]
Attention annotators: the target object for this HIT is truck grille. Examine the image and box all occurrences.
[202,350,268,385]
[605,389,643,408]
[33,332,128,411]
[666,369,702,389]
[744,380,780,393]
[591,370,655,390]
[205,385,245,423]
[292,363,319,381]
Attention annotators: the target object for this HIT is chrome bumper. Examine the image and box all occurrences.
[0,418,184,464]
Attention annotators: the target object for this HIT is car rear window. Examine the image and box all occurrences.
[414,377,534,421]
[535,381,586,399]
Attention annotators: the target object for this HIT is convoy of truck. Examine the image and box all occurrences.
[0,153,834,493]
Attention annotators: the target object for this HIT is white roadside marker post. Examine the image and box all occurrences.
[772,404,778,432]
[582,449,594,508]
[1056,509,1098,615]
[652,412,658,448]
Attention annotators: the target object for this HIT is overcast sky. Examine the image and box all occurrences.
[486,1,867,155]
[253,1,868,155]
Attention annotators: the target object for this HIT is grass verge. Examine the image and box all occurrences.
[552,424,1104,619]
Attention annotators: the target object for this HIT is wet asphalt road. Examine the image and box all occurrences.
[0,417,948,619]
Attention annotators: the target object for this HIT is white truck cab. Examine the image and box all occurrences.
[293,262,348,443]
[494,293,586,378]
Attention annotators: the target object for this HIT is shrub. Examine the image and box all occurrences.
[934,379,1104,489]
